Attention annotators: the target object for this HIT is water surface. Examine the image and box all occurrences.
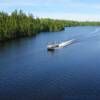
[0,26,100,100]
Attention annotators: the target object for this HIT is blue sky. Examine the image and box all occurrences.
[0,0,100,21]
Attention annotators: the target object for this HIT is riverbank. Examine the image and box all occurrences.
[1,10,100,42]
[0,10,64,42]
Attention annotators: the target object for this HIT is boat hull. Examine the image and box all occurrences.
[47,39,75,50]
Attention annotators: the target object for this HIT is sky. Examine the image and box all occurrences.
[0,0,100,21]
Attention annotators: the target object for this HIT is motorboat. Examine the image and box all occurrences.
[47,39,75,50]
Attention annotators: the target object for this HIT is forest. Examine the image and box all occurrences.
[0,10,100,41]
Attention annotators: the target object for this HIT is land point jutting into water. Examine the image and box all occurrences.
[1,10,100,42]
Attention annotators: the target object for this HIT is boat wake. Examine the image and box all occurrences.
[77,28,100,42]
[91,28,100,34]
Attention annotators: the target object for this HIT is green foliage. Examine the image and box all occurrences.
[0,10,66,41]
[0,10,100,41]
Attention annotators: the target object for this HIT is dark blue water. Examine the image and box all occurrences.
[0,26,100,100]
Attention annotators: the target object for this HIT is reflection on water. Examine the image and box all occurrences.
[47,49,55,53]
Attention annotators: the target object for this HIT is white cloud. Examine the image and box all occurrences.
[67,2,100,9]
[0,0,70,7]
[0,2,33,8]
[1,0,100,10]
[35,12,100,21]
[0,0,100,21]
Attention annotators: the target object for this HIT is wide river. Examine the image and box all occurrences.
[0,26,100,100]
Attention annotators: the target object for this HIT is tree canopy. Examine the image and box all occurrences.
[0,10,100,42]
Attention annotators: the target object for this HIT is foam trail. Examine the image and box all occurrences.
[91,28,100,34]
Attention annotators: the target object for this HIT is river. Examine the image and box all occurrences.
[0,26,100,100]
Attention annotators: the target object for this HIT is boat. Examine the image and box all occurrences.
[47,39,75,50]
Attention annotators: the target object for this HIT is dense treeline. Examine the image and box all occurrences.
[0,10,79,41]
[0,10,100,41]
[78,21,100,26]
